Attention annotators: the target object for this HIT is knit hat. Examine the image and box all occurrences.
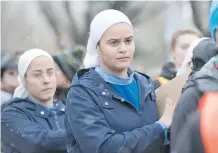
[53,45,85,81]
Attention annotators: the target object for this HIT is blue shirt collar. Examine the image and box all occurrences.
[95,66,135,85]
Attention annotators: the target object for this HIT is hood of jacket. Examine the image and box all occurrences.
[188,56,218,93]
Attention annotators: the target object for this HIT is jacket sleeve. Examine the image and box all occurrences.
[170,87,201,150]
[1,107,66,153]
[65,86,164,153]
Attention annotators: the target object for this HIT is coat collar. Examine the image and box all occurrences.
[10,98,65,119]
[34,99,65,118]
[71,68,155,110]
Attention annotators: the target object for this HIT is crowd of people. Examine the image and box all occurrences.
[1,1,218,153]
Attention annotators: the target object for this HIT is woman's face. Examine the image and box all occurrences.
[1,69,19,93]
[24,56,56,102]
[172,34,200,71]
[55,63,71,88]
[98,23,135,73]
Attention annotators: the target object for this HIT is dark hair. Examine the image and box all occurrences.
[1,59,18,78]
[171,28,203,50]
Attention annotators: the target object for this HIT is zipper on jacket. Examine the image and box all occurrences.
[112,95,145,123]
[106,84,147,123]
[53,111,60,129]
[138,112,145,124]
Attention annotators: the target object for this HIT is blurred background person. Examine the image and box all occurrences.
[154,28,202,89]
[170,41,217,150]
[1,58,19,108]
[180,38,217,92]
[53,45,85,102]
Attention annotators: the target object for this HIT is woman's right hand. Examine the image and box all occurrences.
[159,98,175,128]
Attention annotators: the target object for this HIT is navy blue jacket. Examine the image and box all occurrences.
[1,98,67,153]
[65,68,167,153]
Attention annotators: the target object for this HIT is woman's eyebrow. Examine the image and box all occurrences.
[126,36,133,39]
[108,38,120,41]
[32,70,42,73]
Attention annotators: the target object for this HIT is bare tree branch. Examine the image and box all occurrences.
[82,1,95,45]
[109,1,128,10]
[64,1,91,45]
[190,1,211,37]
[37,1,65,50]
[37,1,146,50]
[107,1,145,26]
[64,1,78,44]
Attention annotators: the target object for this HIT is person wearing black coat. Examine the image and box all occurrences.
[171,52,218,150]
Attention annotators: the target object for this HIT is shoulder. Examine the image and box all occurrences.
[67,85,98,106]
[134,71,155,90]
[134,71,152,83]
[2,98,26,112]
[1,99,30,122]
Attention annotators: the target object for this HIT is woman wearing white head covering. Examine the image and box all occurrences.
[1,49,67,153]
[13,48,54,99]
[84,9,133,68]
[66,9,174,153]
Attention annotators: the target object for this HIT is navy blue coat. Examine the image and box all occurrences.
[65,68,167,153]
[1,98,67,153]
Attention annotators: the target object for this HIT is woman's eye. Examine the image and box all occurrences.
[111,41,118,45]
[48,71,54,76]
[126,39,132,44]
[33,73,41,77]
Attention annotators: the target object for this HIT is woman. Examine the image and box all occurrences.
[1,49,67,153]
[65,9,174,153]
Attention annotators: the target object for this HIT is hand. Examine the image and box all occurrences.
[159,98,175,128]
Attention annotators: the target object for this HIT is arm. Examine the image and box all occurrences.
[65,86,165,153]
[1,108,66,153]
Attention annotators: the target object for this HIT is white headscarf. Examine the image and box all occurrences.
[84,9,133,68]
[176,37,210,76]
[13,48,54,99]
